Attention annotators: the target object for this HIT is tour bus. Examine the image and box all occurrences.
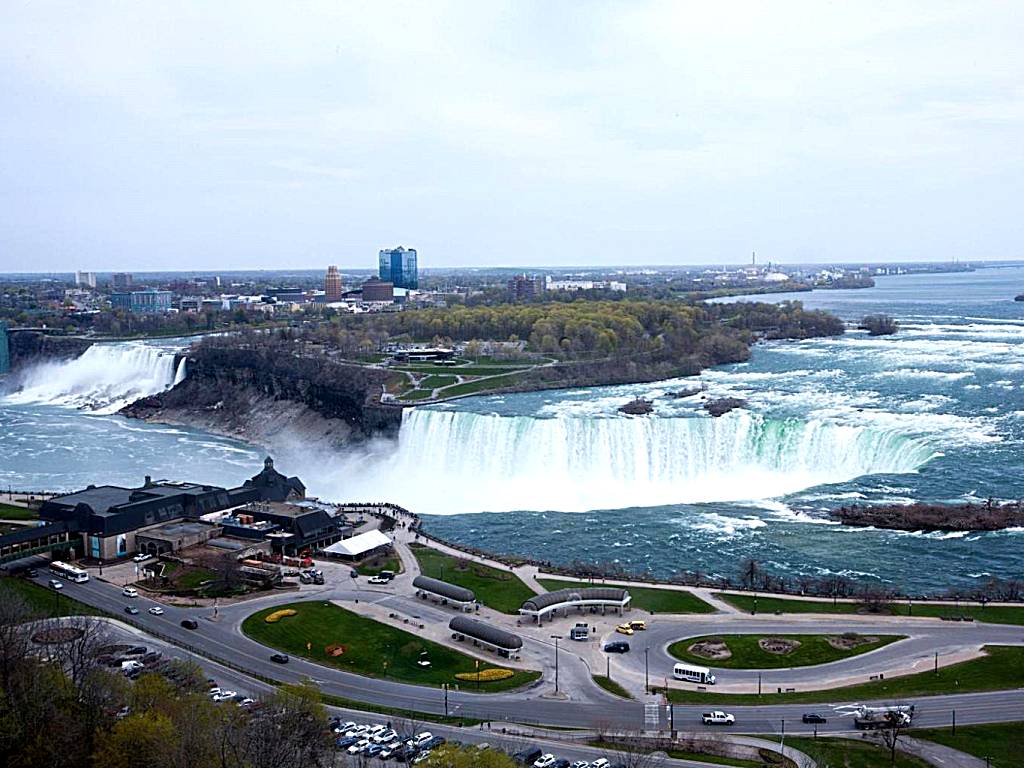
[49,560,90,583]
[673,662,716,685]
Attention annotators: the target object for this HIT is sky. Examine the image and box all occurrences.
[1,1,1023,271]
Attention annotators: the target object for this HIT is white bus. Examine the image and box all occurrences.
[673,662,716,685]
[49,560,89,583]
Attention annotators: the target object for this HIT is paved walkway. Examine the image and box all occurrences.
[898,736,989,768]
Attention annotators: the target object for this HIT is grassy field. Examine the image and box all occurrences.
[397,364,531,375]
[242,601,539,691]
[589,740,778,768]
[0,576,106,618]
[912,722,1024,768]
[716,593,1024,625]
[357,555,401,576]
[398,388,435,401]
[410,544,535,614]
[538,578,716,614]
[435,373,524,398]
[786,737,932,768]
[174,567,219,590]
[0,502,39,520]
[418,374,458,389]
[659,645,1024,704]
[668,634,902,670]
[592,675,633,699]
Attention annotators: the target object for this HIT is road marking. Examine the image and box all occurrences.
[644,702,660,729]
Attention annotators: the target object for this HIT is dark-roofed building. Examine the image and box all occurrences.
[412,575,476,610]
[520,586,631,624]
[241,457,305,502]
[222,501,348,556]
[449,616,522,659]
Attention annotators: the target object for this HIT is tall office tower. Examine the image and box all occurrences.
[378,246,418,289]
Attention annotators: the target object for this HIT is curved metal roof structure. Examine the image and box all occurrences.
[412,575,475,604]
[449,615,523,651]
[521,586,629,613]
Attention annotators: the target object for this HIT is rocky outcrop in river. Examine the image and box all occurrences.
[832,501,1024,531]
[121,344,402,447]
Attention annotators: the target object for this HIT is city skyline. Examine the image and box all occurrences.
[2,2,1024,271]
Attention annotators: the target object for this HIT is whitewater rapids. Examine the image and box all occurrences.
[3,343,186,414]
[326,408,936,514]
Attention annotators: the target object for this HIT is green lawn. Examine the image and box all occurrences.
[668,634,902,670]
[590,740,782,768]
[786,737,932,768]
[435,373,524,397]
[174,567,219,590]
[716,593,1024,625]
[418,374,458,389]
[242,601,540,692]
[592,675,633,699]
[0,502,39,520]
[0,576,106,618]
[659,645,1024,704]
[397,365,530,375]
[539,578,716,614]
[357,555,401,576]
[398,388,435,401]
[912,722,1024,768]
[410,544,535,614]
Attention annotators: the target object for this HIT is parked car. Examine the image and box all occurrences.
[590,760,611,768]
[551,760,570,768]
[333,721,356,734]
[802,713,827,724]
[335,735,360,749]
[365,743,385,758]
[373,728,398,744]
[603,641,630,653]
[533,754,557,768]
[368,575,391,584]
[701,711,735,725]
[270,653,289,664]
[514,747,543,765]
[424,736,446,750]
[614,623,634,635]
[147,606,164,615]
[411,732,433,748]
[347,739,371,755]
[569,761,590,768]
[180,618,198,630]
[411,752,432,765]
[49,579,63,590]
[132,553,150,563]
[124,606,139,615]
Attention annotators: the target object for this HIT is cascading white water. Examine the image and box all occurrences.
[4,343,186,414]
[333,408,936,514]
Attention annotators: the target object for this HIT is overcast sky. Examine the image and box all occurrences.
[2,1,1023,271]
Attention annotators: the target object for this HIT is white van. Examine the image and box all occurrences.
[673,662,716,685]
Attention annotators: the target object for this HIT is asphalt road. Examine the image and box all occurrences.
[35,571,1024,735]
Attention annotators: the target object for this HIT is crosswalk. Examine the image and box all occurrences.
[644,702,660,729]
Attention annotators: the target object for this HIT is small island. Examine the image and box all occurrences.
[831,501,1024,531]
[618,397,654,415]
[859,314,899,336]
[704,397,746,417]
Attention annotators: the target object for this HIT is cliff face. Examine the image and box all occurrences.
[121,345,402,447]
[8,332,93,368]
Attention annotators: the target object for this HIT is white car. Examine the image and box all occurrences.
[590,760,610,768]
[212,690,237,702]
[132,553,150,563]
[372,728,398,744]
[333,721,356,734]
[412,732,433,748]
[344,725,368,738]
[347,739,371,755]
[368,575,390,584]
[701,711,735,725]
[534,754,556,768]
[49,579,63,590]
[411,752,432,765]
[147,606,164,615]
[122,586,138,598]
[236,698,255,707]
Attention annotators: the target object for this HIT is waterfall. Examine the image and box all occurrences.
[334,408,936,514]
[3,342,186,414]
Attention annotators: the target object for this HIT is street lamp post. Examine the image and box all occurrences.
[550,635,560,694]
[644,647,649,694]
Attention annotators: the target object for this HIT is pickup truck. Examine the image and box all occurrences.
[701,711,735,725]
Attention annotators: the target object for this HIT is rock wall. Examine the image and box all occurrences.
[121,345,402,447]
[8,332,93,368]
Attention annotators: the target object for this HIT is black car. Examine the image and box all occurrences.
[180,618,199,630]
[552,760,571,768]
[124,606,140,615]
[270,653,289,664]
[26,568,38,578]
[513,747,542,765]
[603,641,630,653]
[424,736,446,750]
[802,713,827,724]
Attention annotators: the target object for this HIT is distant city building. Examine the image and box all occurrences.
[545,277,626,292]
[378,246,418,289]
[0,320,9,375]
[75,271,96,288]
[112,272,133,289]
[507,274,545,301]
[110,290,173,313]
[361,277,394,303]
[324,265,343,301]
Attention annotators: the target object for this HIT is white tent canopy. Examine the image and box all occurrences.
[322,529,392,558]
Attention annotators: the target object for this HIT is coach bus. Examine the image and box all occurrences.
[49,560,89,583]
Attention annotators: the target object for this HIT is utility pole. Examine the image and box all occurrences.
[644,647,650,694]
[758,673,762,696]
[952,709,956,736]
[443,683,448,717]
[550,635,561,694]
[606,655,610,680]
[935,652,939,673]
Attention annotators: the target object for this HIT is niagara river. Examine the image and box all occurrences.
[3,267,1024,592]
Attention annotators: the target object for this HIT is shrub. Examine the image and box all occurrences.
[455,668,514,682]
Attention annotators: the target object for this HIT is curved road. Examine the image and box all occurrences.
[36,571,1024,735]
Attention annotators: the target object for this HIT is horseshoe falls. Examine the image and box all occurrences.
[350,408,935,514]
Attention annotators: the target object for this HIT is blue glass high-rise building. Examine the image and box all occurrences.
[378,246,418,289]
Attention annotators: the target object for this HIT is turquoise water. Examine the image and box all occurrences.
[3,268,1024,592]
